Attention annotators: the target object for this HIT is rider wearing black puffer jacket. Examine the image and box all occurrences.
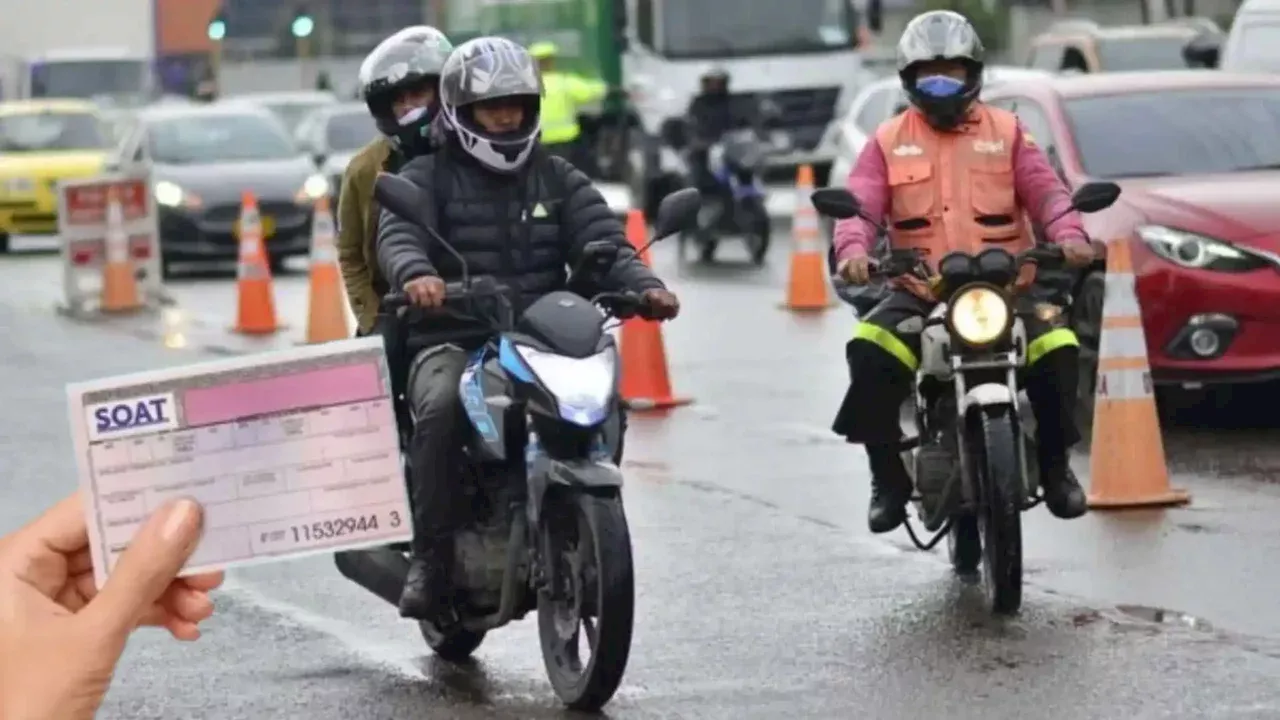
[376,37,680,625]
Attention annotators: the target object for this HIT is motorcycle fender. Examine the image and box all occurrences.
[528,458,624,527]
[960,383,1015,414]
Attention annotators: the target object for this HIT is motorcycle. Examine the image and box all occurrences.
[334,175,701,710]
[680,127,773,265]
[812,180,1120,615]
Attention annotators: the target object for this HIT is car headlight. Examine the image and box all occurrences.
[153,180,201,209]
[514,344,618,426]
[947,286,1011,346]
[1137,225,1269,273]
[2,177,34,194]
[296,174,330,203]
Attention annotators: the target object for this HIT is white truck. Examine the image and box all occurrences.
[0,0,156,106]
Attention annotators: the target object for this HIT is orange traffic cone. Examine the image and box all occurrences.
[100,184,141,313]
[232,191,280,335]
[304,196,350,343]
[781,164,834,311]
[1087,238,1189,509]
[619,208,691,411]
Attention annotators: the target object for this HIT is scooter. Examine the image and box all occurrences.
[334,174,701,711]
[814,180,1120,615]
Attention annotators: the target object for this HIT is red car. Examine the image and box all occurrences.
[984,71,1280,408]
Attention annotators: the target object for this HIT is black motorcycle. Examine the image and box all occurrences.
[813,181,1120,614]
[335,176,701,709]
[679,127,772,265]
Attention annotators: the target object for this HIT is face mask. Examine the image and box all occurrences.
[398,105,429,126]
[915,75,966,98]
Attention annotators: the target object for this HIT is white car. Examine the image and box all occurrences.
[826,66,1055,222]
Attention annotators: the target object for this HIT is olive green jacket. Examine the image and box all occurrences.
[337,136,394,333]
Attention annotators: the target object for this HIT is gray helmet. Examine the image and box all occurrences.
[359,26,453,154]
[439,37,543,174]
[896,11,985,130]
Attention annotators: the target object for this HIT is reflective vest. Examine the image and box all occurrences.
[540,72,607,145]
[874,105,1031,265]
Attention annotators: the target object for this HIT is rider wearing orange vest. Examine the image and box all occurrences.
[831,11,1095,534]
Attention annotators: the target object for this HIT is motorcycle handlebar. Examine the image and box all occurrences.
[833,244,1074,287]
[381,275,511,312]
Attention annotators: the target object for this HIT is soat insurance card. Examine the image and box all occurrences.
[67,336,412,588]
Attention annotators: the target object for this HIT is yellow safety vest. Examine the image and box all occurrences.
[540,72,607,145]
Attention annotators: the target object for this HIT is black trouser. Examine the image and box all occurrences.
[405,345,468,553]
[831,289,1081,466]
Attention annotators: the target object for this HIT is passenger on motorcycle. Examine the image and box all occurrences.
[831,10,1095,534]
[338,26,452,335]
[376,37,680,623]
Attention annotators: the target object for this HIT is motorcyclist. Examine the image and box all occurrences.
[376,37,680,623]
[831,10,1095,534]
[683,67,743,197]
[337,26,452,335]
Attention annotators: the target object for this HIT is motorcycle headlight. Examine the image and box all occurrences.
[947,285,1011,346]
[1137,225,1269,273]
[514,344,618,427]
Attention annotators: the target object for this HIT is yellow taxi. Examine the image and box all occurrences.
[0,99,115,253]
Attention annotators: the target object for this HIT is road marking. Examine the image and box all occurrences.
[219,576,423,679]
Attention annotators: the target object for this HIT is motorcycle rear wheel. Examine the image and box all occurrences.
[537,491,635,711]
[947,513,982,577]
[974,410,1024,615]
[740,198,771,265]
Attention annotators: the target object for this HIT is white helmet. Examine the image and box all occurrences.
[439,37,543,174]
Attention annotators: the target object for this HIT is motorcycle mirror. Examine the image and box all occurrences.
[374,173,431,230]
[1070,181,1121,214]
[652,187,702,239]
[810,187,861,220]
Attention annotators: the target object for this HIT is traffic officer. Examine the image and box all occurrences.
[336,26,452,335]
[529,40,607,171]
[831,10,1095,534]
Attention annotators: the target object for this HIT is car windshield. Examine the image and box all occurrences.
[1094,36,1195,70]
[661,0,853,58]
[29,59,146,100]
[1225,22,1280,72]
[263,101,333,132]
[148,113,298,164]
[0,111,109,152]
[325,111,376,152]
[1065,88,1280,179]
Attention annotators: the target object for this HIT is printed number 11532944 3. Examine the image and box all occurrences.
[66,336,413,588]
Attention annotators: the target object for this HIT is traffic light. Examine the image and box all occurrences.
[207,10,226,41]
[290,5,314,39]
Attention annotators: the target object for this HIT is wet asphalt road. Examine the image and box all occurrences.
[6,237,1280,718]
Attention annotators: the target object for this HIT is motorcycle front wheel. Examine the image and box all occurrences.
[537,491,635,711]
[739,197,771,265]
[972,410,1023,615]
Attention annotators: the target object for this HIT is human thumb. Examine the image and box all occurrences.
[85,498,205,636]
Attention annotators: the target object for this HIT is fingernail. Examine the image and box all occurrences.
[161,498,201,543]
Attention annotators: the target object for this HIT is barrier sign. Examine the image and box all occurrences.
[56,174,168,315]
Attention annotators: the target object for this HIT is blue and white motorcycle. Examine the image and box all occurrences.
[335,175,700,711]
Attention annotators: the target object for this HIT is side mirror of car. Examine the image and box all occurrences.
[1070,181,1121,214]
[810,187,861,220]
[1183,33,1221,68]
[652,187,701,239]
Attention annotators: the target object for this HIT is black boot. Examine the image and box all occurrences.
[1039,452,1087,519]
[399,539,457,622]
[867,444,913,534]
